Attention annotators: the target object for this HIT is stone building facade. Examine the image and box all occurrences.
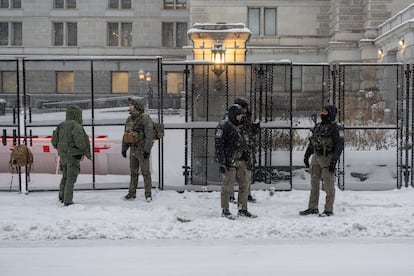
[0,0,412,62]
[0,0,413,105]
[0,0,189,59]
[188,0,414,63]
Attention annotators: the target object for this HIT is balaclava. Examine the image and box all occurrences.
[321,105,337,124]
[228,104,244,126]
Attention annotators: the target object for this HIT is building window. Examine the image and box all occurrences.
[248,7,277,36]
[112,72,129,94]
[284,66,302,93]
[0,22,22,46]
[166,72,183,94]
[56,72,74,93]
[11,22,21,45]
[0,22,8,45]
[54,0,76,9]
[164,0,186,9]
[264,8,276,35]
[248,8,260,35]
[2,71,17,93]
[0,0,21,8]
[109,0,131,9]
[107,22,132,47]
[162,22,187,48]
[53,22,77,46]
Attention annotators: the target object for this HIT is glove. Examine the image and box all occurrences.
[252,121,261,134]
[143,151,150,159]
[122,151,127,158]
[219,165,227,174]
[328,163,336,172]
[304,157,310,168]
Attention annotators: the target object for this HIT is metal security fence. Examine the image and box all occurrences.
[0,56,164,192]
[0,58,413,192]
[162,61,411,191]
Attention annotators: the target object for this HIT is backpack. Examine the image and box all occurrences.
[137,113,165,141]
[9,144,34,168]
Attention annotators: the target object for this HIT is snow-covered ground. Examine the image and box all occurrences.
[1,188,414,275]
[1,108,413,275]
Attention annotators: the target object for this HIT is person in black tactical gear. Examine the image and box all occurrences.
[300,105,344,217]
[122,97,154,202]
[231,97,260,203]
[215,104,257,219]
[52,105,91,206]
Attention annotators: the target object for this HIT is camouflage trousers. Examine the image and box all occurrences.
[128,148,152,198]
[308,154,336,212]
[221,160,249,210]
[59,156,80,204]
[229,169,252,198]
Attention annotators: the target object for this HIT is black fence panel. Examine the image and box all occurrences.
[0,57,163,192]
[1,59,413,192]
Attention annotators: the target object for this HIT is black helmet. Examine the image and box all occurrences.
[234,97,249,109]
[228,104,244,125]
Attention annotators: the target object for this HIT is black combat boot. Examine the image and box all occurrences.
[299,208,319,216]
[247,195,256,203]
[222,209,235,220]
[124,193,136,200]
[238,209,257,218]
[319,211,334,217]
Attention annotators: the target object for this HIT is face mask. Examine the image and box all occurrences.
[321,114,330,122]
[320,109,330,122]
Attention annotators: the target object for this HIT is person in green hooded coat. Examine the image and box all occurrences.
[52,105,91,206]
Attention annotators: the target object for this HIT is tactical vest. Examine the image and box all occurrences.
[230,123,246,161]
[310,123,334,156]
[123,113,147,144]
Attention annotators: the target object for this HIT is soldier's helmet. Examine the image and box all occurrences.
[128,97,145,111]
[228,104,244,125]
[234,97,249,109]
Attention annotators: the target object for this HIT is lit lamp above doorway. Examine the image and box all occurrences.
[187,22,251,63]
[211,40,226,77]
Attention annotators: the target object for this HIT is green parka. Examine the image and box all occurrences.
[51,105,91,159]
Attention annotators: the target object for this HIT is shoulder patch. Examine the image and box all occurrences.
[216,129,223,138]
[339,129,344,138]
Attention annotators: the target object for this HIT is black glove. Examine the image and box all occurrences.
[252,122,261,134]
[143,151,150,159]
[328,163,336,172]
[304,157,310,168]
[219,165,227,174]
[122,151,127,158]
